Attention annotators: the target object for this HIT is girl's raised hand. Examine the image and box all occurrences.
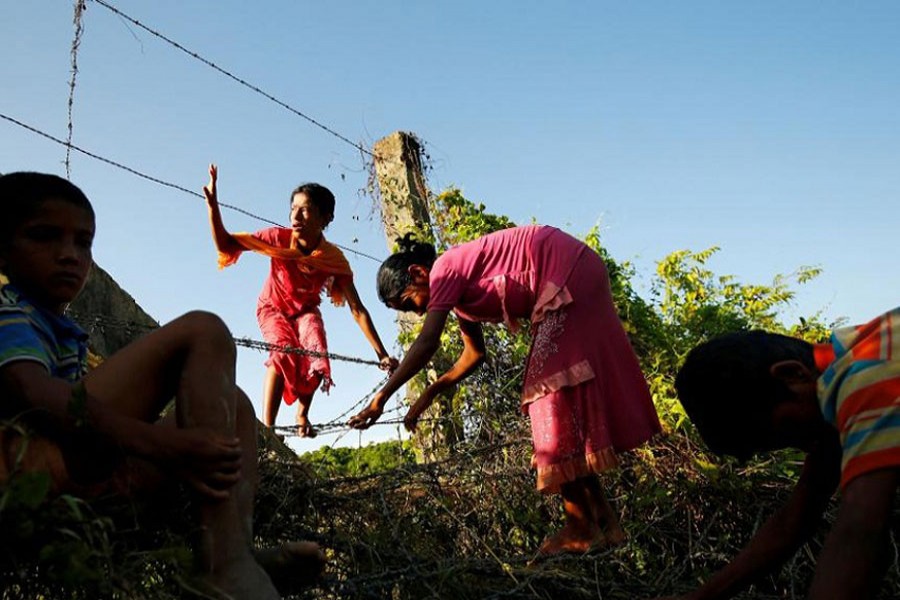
[203,163,219,207]
[379,356,399,375]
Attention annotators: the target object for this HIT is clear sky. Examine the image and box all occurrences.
[3,1,899,453]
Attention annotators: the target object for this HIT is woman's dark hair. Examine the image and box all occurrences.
[376,233,437,304]
[674,330,815,460]
[0,172,94,247]
[291,183,335,226]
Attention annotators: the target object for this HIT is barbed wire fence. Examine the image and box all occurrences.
[248,425,842,600]
[0,111,383,263]
[61,312,821,599]
[67,310,413,438]
[89,0,374,159]
[65,0,87,178]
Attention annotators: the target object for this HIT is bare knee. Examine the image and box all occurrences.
[175,310,235,356]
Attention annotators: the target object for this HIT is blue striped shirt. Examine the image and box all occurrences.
[0,283,88,383]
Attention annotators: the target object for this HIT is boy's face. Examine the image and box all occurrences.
[0,198,95,313]
[761,360,828,452]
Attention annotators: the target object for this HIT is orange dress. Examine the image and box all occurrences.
[218,228,352,404]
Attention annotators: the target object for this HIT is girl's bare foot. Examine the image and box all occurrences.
[255,541,326,592]
[295,416,317,438]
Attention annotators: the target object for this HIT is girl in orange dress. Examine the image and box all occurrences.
[204,164,397,436]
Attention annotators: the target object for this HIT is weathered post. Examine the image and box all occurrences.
[373,131,461,457]
[373,132,431,248]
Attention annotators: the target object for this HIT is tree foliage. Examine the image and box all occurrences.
[301,441,415,479]
[406,187,833,448]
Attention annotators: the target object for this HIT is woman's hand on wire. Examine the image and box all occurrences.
[403,392,434,433]
[379,356,399,375]
[348,398,384,430]
[203,163,219,207]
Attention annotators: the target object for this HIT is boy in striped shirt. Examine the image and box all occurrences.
[667,311,900,600]
[0,172,322,598]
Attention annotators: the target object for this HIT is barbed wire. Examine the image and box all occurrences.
[234,336,383,367]
[2,111,279,222]
[70,311,429,437]
[68,310,385,367]
[71,308,410,437]
[90,0,374,158]
[65,0,87,179]
[295,376,394,437]
[271,411,438,438]
[0,111,382,262]
[277,434,830,600]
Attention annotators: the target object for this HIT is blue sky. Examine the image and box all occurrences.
[3,1,899,452]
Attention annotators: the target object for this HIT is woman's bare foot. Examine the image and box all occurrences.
[255,541,326,592]
[536,523,608,556]
[602,521,627,547]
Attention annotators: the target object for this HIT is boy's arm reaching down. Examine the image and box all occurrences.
[658,434,841,600]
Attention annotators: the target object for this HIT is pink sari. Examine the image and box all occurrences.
[428,226,660,493]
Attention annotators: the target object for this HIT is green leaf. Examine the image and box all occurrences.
[9,471,51,510]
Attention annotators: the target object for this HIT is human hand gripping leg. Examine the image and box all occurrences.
[82,311,281,599]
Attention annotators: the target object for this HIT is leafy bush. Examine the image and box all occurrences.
[300,441,416,479]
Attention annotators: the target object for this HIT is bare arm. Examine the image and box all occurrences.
[404,318,485,431]
[348,309,449,429]
[665,434,841,600]
[340,278,397,371]
[0,361,166,460]
[203,163,243,256]
[3,358,242,499]
[807,469,899,600]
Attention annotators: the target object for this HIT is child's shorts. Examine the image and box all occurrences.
[0,427,71,494]
[0,426,123,497]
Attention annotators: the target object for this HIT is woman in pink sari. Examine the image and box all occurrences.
[349,225,660,556]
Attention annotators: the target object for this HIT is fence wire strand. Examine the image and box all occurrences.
[0,111,382,262]
[90,0,374,158]
[65,0,87,179]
